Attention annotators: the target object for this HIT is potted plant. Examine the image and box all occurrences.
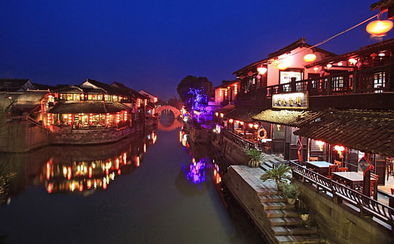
[260,163,291,191]
[299,207,310,223]
[244,147,263,168]
[282,183,299,205]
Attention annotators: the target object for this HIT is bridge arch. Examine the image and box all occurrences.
[156,105,181,118]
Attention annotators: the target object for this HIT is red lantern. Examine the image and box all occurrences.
[366,20,393,37]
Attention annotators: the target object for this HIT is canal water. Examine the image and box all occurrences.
[0,119,265,244]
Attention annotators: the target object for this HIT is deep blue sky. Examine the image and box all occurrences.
[0,0,392,99]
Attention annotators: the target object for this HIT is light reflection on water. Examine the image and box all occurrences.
[0,118,265,244]
[0,130,157,202]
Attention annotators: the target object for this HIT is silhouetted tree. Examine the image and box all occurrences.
[176,75,213,109]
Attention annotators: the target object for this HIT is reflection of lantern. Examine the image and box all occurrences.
[366,20,393,37]
[220,113,224,118]
[313,67,319,72]
[215,112,218,117]
[257,66,267,75]
[378,52,386,57]
[315,140,325,151]
[337,62,343,66]
[303,53,317,62]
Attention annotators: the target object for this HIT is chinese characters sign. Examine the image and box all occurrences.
[272,92,308,109]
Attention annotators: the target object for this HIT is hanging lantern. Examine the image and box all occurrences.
[366,20,393,37]
[334,145,345,158]
[277,62,288,70]
[253,124,259,129]
[257,66,267,75]
[229,119,234,123]
[313,67,319,72]
[315,140,325,151]
[337,62,343,66]
[303,53,317,62]
[248,123,254,128]
[348,58,357,65]
[326,64,332,69]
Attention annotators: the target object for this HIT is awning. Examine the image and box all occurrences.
[49,102,129,114]
[216,104,235,113]
[225,106,261,122]
[252,109,318,127]
[294,109,394,156]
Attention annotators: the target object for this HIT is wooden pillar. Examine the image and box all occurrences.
[363,170,371,196]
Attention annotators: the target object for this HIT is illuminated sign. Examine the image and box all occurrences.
[272,92,308,109]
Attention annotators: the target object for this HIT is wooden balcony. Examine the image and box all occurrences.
[237,63,394,110]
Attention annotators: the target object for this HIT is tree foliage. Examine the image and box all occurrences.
[176,75,213,109]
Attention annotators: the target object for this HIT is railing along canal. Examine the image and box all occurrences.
[222,130,257,149]
[289,161,394,230]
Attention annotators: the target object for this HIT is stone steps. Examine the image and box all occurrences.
[259,194,287,203]
[269,217,303,226]
[265,209,299,218]
[275,234,321,244]
[271,226,318,236]
[262,202,294,210]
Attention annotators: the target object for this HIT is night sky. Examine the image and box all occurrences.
[0,0,392,99]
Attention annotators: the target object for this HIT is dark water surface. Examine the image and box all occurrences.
[0,124,264,243]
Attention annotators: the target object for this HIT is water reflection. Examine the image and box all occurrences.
[0,129,157,204]
[179,128,222,187]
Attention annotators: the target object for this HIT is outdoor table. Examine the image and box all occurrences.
[305,161,334,176]
[332,172,366,190]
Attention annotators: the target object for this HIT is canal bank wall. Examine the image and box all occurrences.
[0,119,49,153]
[294,181,393,244]
[0,112,154,152]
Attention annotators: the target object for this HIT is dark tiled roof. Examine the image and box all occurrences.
[54,85,84,94]
[49,102,130,114]
[294,109,394,156]
[233,38,335,75]
[216,104,235,113]
[253,109,318,126]
[215,80,238,89]
[84,79,128,96]
[112,82,147,99]
[0,79,30,92]
[370,0,394,10]
[32,83,54,90]
[226,106,261,122]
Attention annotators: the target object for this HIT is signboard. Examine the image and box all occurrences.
[272,92,308,109]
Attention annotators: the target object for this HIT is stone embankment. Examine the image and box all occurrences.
[224,165,321,244]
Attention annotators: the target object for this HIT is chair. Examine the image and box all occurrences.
[334,160,342,167]
[338,167,348,172]
[309,156,319,161]
[328,164,338,179]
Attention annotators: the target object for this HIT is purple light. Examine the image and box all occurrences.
[184,158,208,184]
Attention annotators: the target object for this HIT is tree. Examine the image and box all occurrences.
[176,75,213,109]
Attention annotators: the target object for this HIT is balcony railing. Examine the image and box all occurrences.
[260,64,393,97]
[290,161,394,230]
